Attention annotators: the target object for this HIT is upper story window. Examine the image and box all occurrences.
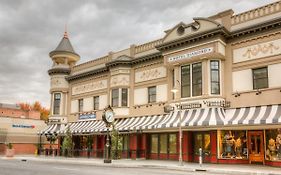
[148,86,156,103]
[181,62,202,97]
[121,88,128,107]
[53,93,61,115]
[93,96,99,110]
[210,60,220,95]
[112,89,119,107]
[192,62,202,96]
[253,67,268,90]
[78,99,83,112]
[181,65,191,98]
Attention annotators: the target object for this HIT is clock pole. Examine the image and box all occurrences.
[102,105,114,163]
[104,124,111,163]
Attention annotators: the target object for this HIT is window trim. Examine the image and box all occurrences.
[148,86,156,103]
[53,93,61,115]
[121,88,128,107]
[192,62,202,97]
[111,88,119,107]
[93,96,99,110]
[210,60,220,95]
[252,67,268,90]
[78,99,83,113]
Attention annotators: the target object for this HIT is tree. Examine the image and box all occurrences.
[18,101,50,122]
[61,127,73,157]
[110,124,122,159]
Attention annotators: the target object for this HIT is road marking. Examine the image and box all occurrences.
[54,167,79,171]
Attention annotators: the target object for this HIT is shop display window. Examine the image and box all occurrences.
[151,134,158,154]
[160,134,168,154]
[169,134,177,154]
[265,129,281,161]
[218,130,247,159]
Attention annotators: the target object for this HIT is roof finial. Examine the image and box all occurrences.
[64,24,68,39]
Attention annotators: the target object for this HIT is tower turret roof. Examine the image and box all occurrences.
[49,31,80,57]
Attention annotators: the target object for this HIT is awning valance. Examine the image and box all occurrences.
[57,107,225,134]
[225,104,281,126]
[39,124,67,135]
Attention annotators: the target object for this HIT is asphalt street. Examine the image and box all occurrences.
[0,159,227,175]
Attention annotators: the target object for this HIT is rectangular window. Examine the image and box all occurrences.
[93,96,99,110]
[53,93,61,115]
[210,60,220,94]
[169,134,177,154]
[160,134,168,154]
[253,67,268,89]
[151,134,158,154]
[78,99,83,112]
[181,65,191,98]
[218,130,247,159]
[111,89,119,107]
[148,86,156,103]
[192,63,202,96]
[123,135,129,150]
[121,88,128,107]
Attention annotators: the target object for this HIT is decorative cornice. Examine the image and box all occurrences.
[156,26,230,52]
[229,16,281,40]
[48,67,70,75]
[66,67,108,82]
[131,52,162,65]
[106,59,131,68]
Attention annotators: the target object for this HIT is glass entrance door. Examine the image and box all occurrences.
[248,131,264,164]
[193,132,211,162]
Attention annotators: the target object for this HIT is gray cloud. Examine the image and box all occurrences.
[0,0,276,107]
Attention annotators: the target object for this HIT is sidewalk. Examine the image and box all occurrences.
[2,155,281,175]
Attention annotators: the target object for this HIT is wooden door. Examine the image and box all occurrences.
[248,131,264,164]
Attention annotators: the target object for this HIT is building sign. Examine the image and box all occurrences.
[203,100,230,108]
[168,47,213,62]
[12,124,35,129]
[181,103,202,109]
[79,113,96,120]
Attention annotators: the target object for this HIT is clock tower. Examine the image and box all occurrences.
[48,30,80,124]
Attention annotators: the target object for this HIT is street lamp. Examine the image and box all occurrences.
[171,80,183,166]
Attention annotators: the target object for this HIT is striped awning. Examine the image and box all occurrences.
[40,124,67,135]
[225,104,281,125]
[59,107,225,134]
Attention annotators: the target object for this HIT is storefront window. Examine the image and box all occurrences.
[123,135,129,150]
[160,134,168,154]
[151,134,158,154]
[169,134,177,154]
[265,129,281,161]
[218,130,247,159]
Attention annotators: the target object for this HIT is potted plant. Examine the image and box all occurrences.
[5,143,15,157]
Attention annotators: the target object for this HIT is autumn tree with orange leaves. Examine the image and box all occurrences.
[18,101,49,121]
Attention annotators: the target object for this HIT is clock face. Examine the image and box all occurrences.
[105,111,114,123]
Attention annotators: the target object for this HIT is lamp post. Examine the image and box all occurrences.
[171,80,183,166]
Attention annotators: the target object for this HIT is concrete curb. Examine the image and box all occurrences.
[2,156,281,175]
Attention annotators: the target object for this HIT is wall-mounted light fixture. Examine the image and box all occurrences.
[234,91,240,97]
[256,89,262,95]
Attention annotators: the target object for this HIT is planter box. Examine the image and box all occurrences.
[5,149,15,157]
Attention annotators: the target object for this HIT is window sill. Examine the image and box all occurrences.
[232,86,281,96]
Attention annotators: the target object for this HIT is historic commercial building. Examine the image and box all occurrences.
[0,103,46,155]
[42,1,281,166]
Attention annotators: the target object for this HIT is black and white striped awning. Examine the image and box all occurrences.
[39,124,67,135]
[59,107,225,134]
[225,104,281,125]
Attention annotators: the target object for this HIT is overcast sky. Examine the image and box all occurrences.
[0,0,276,108]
